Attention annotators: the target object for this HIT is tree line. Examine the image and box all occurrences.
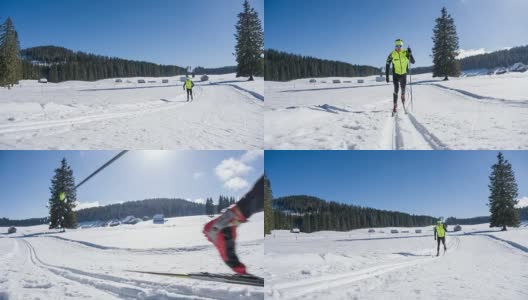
[264,49,380,81]
[75,198,207,223]
[271,195,438,233]
[0,217,48,227]
[21,46,187,83]
[194,66,237,75]
[205,195,236,216]
[413,45,528,75]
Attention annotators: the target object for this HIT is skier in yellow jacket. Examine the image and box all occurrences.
[386,39,415,115]
[183,76,195,102]
[434,219,448,256]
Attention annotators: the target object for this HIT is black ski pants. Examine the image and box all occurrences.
[237,175,264,219]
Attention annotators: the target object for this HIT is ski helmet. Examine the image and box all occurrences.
[395,39,404,47]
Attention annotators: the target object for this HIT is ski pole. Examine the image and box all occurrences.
[409,47,414,112]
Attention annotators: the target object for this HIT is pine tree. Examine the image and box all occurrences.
[234,0,264,81]
[488,152,520,231]
[431,7,460,80]
[264,175,274,235]
[48,158,78,230]
[0,17,22,89]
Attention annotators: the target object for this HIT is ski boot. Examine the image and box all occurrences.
[203,204,248,274]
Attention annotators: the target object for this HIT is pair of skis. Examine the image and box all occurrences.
[127,270,264,287]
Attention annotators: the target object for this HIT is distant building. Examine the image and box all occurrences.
[38,78,48,83]
[138,79,146,84]
[153,214,165,224]
[415,229,422,233]
[332,79,341,84]
[7,227,16,234]
[115,79,123,83]
[309,79,317,83]
[201,75,209,82]
[390,229,399,234]
[291,228,300,233]
[162,79,169,84]
[368,229,375,233]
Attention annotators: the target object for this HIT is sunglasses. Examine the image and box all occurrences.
[395,45,402,48]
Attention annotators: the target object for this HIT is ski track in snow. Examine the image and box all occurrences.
[0,75,264,149]
[0,213,265,300]
[265,73,528,149]
[268,236,461,300]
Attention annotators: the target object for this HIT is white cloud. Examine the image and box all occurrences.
[457,48,487,59]
[516,196,528,208]
[215,158,252,181]
[75,201,100,211]
[193,171,205,179]
[240,150,264,163]
[214,152,261,191]
[224,177,249,191]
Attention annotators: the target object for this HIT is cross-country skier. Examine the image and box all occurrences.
[434,219,448,256]
[183,76,194,102]
[386,39,415,115]
[203,175,264,274]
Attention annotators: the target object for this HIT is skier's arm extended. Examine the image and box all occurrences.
[385,54,393,82]
[407,48,416,64]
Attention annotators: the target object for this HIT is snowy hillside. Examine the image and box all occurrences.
[264,223,528,299]
[0,74,263,149]
[0,212,264,299]
[265,72,528,150]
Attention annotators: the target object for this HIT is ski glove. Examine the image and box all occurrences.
[407,47,412,54]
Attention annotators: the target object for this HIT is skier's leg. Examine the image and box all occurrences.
[236,176,264,219]
[442,237,447,251]
[401,75,407,107]
[190,89,193,101]
[203,176,264,274]
[437,238,440,256]
[392,76,399,112]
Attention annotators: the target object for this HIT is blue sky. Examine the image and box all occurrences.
[265,151,528,219]
[265,0,528,67]
[0,0,264,67]
[0,150,263,219]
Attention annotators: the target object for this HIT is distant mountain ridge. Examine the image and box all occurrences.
[1,198,207,227]
[413,44,528,74]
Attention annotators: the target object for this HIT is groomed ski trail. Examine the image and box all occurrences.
[380,106,448,150]
[12,237,262,300]
[269,236,461,300]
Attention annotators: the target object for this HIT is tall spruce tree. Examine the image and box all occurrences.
[0,17,22,89]
[48,158,78,230]
[234,0,264,81]
[431,7,460,80]
[488,152,520,231]
[264,175,274,235]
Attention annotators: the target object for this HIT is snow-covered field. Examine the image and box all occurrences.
[0,74,263,149]
[265,72,528,150]
[0,212,264,300]
[264,223,528,299]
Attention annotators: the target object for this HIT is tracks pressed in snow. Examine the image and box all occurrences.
[270,236,461,299]
[20,238,260,300]
[384,109,448,150]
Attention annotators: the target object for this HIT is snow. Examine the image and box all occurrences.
[265,72,528,150]
[0,74,263,149]
[457,48,487,59]
[264,222,528,299]
[0,212,264,299]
